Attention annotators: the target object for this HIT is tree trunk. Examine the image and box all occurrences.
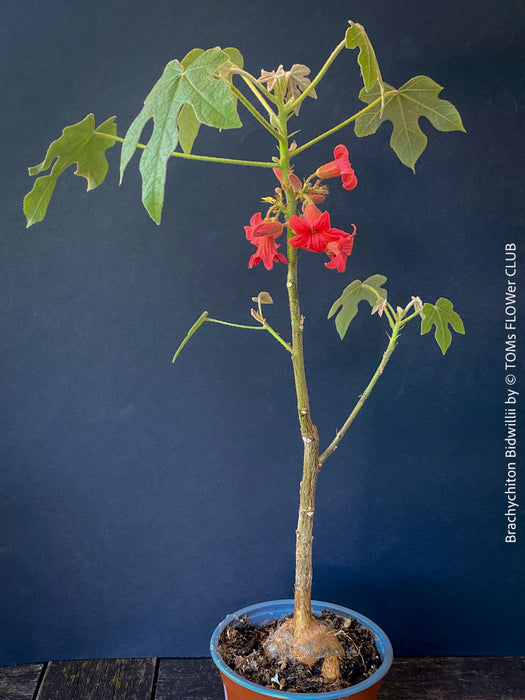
[263,123,343,677]
[293,423,319,636]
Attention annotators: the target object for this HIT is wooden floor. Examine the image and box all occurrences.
[0,657,524,699]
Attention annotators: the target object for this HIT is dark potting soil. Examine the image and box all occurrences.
[218,610,382,694]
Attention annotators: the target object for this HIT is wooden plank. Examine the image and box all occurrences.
[156,657,525,699]
[380,656,525,699]
[155,659,222,700]
[1,656,523,699]
[0,663,43,700]
[35,658,157,700]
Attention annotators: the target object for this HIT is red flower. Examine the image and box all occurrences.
[244,212,286,270]
[324,225,356,272]
[288,204,345,253]
[316,144,357,191]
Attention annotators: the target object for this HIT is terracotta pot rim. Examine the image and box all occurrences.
[210,599,393,699]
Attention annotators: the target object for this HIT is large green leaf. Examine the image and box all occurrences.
[345,21,384,99]
[328,274,388,340]
[420,298,465,354]
[24,114,117,227]
[120,47,243,223]
[177,47,244,156]
[354,76,465,171]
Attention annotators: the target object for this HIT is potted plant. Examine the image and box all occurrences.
[24,19,465,698]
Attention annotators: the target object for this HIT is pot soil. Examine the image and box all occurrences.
[219,609,380,693]
[210,600,393,700]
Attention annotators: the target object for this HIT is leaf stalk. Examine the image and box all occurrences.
[286,39,346,115]
[94,131,276,169]
[240,74,279,116]
[229,85,281,139]
[291,94,387,158]
[207,315,292,354]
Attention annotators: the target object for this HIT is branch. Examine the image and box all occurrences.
[250,309,292,353]
[319,321,401,465]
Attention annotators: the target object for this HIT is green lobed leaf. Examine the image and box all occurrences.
[345,21,384,103]
[420,298,465,354]
[24,114,117,227]
[328,274,388,340]
[120,47,243,224]
[354,75,465,171]
[176,47,244,155]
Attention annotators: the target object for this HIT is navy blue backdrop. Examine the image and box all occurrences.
[1,0,523,664]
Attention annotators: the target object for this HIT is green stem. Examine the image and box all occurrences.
[229,85,281,138]
[264,324,293,353]
[94,132,276,169]
[319,320,401,465]
[401,308,424,326]
[291,94,385,158]
[276,107,320,638]
[286,39,346,115]
[240,74,278,115]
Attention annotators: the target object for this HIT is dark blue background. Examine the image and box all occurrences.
[1,0,523,664]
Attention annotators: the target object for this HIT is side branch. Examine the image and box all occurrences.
[250,309,293,353]
[319,321,401,465]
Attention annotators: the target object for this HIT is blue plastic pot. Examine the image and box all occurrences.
[210,600,393,699]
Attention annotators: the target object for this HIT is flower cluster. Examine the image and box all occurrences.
[289,204,356,272]
[245,145,357,273]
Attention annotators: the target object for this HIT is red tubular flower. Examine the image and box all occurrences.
[316,144,357,191]
[324,225,357,272]
[288,204,345,253]
[244,212,286,270]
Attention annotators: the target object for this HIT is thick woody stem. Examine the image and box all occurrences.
[264,109,344,680]
[278,110,319,639]
[294,431,320,634]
